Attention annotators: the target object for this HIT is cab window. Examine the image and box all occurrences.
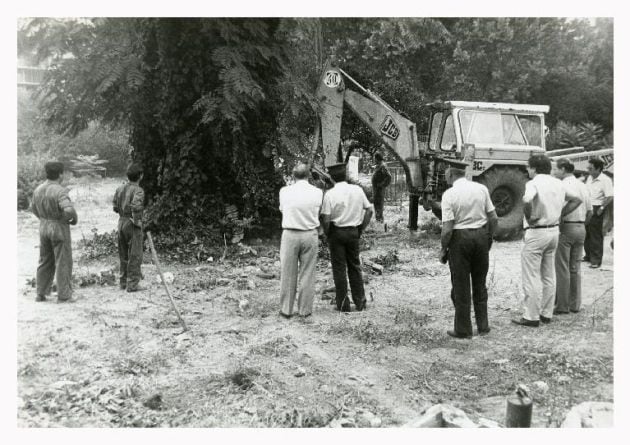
[440,114,457,151]
[428,112,442,151]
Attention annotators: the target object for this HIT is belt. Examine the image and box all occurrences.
[525,224,558,230]
[454,226,487,232]
[562,221,585,224]
[283,228,316,232]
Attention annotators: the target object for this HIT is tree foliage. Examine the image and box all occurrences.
[19,17,613,236]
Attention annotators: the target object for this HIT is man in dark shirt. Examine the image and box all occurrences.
[371,152,392,223]
[113,163,145,292]
[31,161,78,302]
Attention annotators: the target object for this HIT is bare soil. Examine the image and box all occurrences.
[17,178,613,427]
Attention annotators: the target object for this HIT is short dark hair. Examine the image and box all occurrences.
[127,163,144,182]
[528,154,552,174]
[555,158,575,173]
[329,168,347,183]
[588,157,604,172]
[374,152,384,162]
[44,161,64,180]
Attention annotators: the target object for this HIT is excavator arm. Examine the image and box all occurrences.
[315,60,425,195]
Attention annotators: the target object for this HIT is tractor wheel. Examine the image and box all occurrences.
[477,167,528,240]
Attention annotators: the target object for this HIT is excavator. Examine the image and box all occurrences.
[313,60,614,239]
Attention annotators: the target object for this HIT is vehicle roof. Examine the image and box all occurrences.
[428,101,549,114]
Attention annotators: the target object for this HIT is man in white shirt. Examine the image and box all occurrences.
[553,158,592,314]
[513,155,581,328]
[439,160,498,339]
[278,163,323,318]
[321,164,373,312]
[584,158,613,268]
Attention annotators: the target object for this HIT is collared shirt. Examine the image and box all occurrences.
[586,173,613,206]
[321,181,372,227]
[562,175,592,222]
[441,177,495,229]
[279,180,323,230]
[113,181,145,225]
[31,180,74,221]
[522,174,569,228]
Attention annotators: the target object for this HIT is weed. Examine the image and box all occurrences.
[226,366,261,391]
[247,336,297,358]
[371,249,400,269]
[78,228,118,260]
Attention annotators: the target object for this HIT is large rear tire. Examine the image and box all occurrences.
[477,167,528,241]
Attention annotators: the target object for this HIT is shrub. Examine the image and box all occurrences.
[17,154,46,210]
[547,121,611,152]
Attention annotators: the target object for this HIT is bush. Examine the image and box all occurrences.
[547,121,612,152]
[17,154,46,210]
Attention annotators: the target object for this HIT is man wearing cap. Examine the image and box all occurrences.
[584,158,613,269]
[439,160,498,339]
[31,161,78,302]
[278,163,323,318]
[321,164,373,312]
[113,163,146,292]
[553,158,592,314]
[512,155,582,327]
[371,152,391,223]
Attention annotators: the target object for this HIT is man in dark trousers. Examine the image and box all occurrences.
[31,161,78,302]
[584,158,613,269]
[439,161,498,338]
[321,164,373,312]
[113,163,145,292]
[371,152,391,223]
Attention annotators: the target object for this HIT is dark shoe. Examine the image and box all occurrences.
[589,263,601,269]
[581,256,590,262]
[553,310,569,315]
[511,317,539,327]
[477,328,491,336]
[126,285,147,292]
[447,330,472,339]
[35,295,47,302]
[279,311,292,319]
[540,315,552,324]
[570,309,581,314]
[355,303,367,312]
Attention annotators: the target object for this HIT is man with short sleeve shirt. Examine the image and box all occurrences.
[553,158,592,314]
[321,164,373,312]
[278,163,323,318]
[512,155,581,327]
[584,158,613,268]
[439,161,498,339]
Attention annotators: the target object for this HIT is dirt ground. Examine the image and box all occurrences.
[16,177,614,427]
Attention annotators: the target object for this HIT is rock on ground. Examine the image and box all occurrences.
[561,402,613,428]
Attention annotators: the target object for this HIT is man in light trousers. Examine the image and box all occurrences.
[512,155,581,328]
[278,163,323,318]
[553,158,592,314]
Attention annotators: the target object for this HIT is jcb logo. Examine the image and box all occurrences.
[380,115,400,140]
[324,71,341,88]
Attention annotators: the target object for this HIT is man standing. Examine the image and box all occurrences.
[439,161,498,339]
[321,164,373,312]
[278,163,323,318]
[371,152,392,223]
[31,161,78,302]
[584,158,613,269]
[113,163,145,292]
[512,155,581,327]
[553,158,592,314]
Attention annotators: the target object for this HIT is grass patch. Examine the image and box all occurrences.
[247,335,297,358]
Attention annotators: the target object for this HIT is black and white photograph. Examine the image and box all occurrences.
[10,2,626,434]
